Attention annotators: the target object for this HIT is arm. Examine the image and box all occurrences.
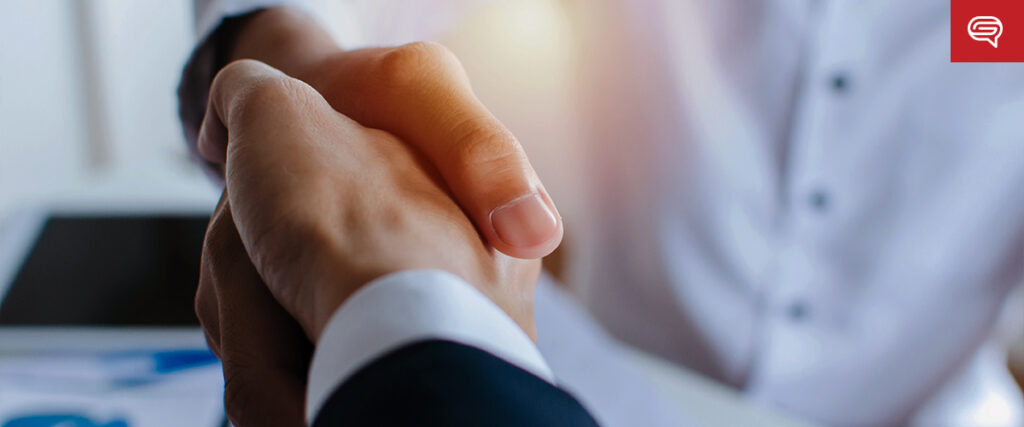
[307,271,597,426]
[194,60,594,426]
[313,341,598,427]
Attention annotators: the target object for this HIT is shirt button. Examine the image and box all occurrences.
[809,190,830,212]
[830,73,850,93]
[787,302,810,321]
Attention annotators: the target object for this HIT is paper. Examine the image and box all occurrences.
[0,347,224,427]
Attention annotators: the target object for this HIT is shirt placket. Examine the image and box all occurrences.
[746,0,865,396]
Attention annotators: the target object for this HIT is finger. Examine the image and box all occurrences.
[198,59,311,165]
[197,105,228,165]
[198,59,276,165]
[201,200,312,426]
[196,194,233,356]
[198,63,319,424]
[196,234,222,356]
[314,43,563,259]
[198,59,356,306]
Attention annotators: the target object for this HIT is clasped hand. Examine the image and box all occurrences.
[194,56,558,425]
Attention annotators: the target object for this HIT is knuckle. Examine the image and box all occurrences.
[212,59,267,87]
[194,278,222,355]
[199,210,236,277]
[375,41,461,89]
[231,77,315,123]
[194,281,211,322]
[202,208,230,250]
[449,120,524,171]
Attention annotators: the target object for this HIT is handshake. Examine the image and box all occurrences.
[192,37,592,425]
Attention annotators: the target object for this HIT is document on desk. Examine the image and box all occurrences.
[534,275,693,427]
[0,347,224,427]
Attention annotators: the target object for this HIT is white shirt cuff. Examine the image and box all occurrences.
[304,269,553,422]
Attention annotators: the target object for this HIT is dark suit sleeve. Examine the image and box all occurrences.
[311,339,601,427]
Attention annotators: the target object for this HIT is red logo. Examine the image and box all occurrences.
[951,0,1024,62]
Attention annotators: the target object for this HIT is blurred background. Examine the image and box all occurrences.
[0,1,218,218]
[0,0,585,219]
[0,5,223,424]
[1,1,1024,426]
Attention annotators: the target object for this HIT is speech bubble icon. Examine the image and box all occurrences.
[969,16,1003,48]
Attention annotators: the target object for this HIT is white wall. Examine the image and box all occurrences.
[0,1,88,214]
[0,0,218,222]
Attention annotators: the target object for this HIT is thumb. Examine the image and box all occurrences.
[312,43,563,259]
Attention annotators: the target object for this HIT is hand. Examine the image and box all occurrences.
[197,59,542,342]
[214,7,563,260]
[196,196,312,427]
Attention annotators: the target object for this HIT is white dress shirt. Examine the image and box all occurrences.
[188,1,1024,425]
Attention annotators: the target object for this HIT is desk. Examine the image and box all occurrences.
[0,328,814,427]
[628,347,814,427]
[0,210,814,427]
[0,327,224,427]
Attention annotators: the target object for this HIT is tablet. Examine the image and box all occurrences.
[0,211,209,326]
[0,210,224,427]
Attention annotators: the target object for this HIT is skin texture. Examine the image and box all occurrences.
[219,7,564,259]
[194,10,563,425]
[196,198,312,427]
[195,60,542,426]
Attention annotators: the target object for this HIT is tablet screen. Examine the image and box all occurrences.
[0,215,209,326]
